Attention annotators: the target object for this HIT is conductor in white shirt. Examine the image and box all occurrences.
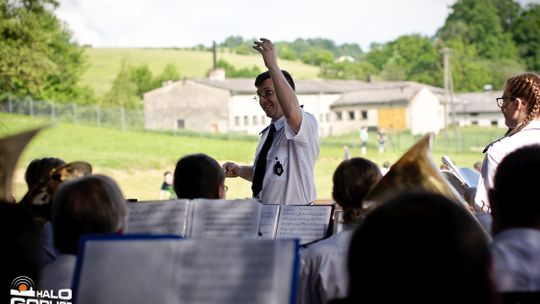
[222,38,319,205]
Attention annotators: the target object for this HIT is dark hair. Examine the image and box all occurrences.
[24,157,65,190]
[163,171,171,177]
[332,158,382,222]
[52,175,126,254]
[255,70,295,91]
[173,153,225,199]
[0,202,41,302]
[347,191,495,304]
[491,144,540,230]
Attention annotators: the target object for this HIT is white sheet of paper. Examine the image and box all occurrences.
[189,199,261,238]
[258,204,280,239]
[75,237,297,304]
[124,200,189,235]
[276,205,333,245]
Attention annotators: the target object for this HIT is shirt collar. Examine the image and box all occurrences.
[260,116,285,135]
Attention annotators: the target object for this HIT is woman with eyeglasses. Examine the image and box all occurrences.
[474,72,540,211]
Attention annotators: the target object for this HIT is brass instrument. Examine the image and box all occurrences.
[0,127,44,202]
[365,133,468,210]
[49,161,92,182]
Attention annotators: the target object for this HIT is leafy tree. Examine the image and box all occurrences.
[492,0,522,32]
[0,0,92,103]
[320,61,376,80]
[511,4,540,71]
[104,58,139,109]
[301,49,334,66]
[437,0,518,60]
[216,59,261,78]
[155,63,180,85]
[129,64,155,98]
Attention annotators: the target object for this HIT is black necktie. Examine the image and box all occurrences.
[252,124,276,198]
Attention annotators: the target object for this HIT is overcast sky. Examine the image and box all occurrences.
[55,0,539,51]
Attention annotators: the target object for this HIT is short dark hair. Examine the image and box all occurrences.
[332,157,382,222]
[25,157,65,190]
[492,144,540,228]
[347,191,493,304]
[255,70,295,91]
[173,154,224,199]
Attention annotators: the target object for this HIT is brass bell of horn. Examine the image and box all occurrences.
[0,127,45,202]
[365,133,467,209]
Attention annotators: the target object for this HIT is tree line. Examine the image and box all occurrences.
[1,0,539,109]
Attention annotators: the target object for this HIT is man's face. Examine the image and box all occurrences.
[256,78,284,122]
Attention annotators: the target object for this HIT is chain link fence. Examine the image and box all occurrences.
[0,97,145,130]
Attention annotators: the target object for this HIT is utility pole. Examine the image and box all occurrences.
[442,47,455,127]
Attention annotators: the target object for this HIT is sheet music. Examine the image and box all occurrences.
[189,199,261,238]
[75,237,297,304]
[124,200,189,235]
[258,204,280,239]
[276,205,333,245]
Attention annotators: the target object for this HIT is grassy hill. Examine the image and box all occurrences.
[81,48,321,96]
[2,113,493,202]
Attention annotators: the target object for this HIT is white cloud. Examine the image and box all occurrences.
[54,0,539,50]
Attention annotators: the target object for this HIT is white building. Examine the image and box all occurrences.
[144,78,447,137]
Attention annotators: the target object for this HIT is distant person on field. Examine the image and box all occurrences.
[475,72,540,211]
[222,38,319,205]
[474,161,482,172]
[40,175,126,290]
[298,158,382,304]
[377,128,386,154]
[359,126,368,155]
[159,171,176,200]
[335,191,496,304]
[174,153,226,199]
[489,145,540,292]
[343,145,350,160]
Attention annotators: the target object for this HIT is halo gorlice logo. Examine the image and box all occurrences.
[10,276,72,304]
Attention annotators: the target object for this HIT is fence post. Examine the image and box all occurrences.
[72,102,77,124]
[96,105,101,127]
[120,106,125,130]
[29,97,34,116]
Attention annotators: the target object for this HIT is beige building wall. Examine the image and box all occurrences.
[144,80,230,133]
[408,88,444,135]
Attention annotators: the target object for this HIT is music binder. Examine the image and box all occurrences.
[73,234,299,304]
[125,199,334,245]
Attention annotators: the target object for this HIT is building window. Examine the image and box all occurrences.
[361,111,368,120]
[235,116,240,126]
[244,115,249,126]
[469,112,479,117]
[336,112,343,121]
[319,114,324,122]
[177,119,185,129]
[348,111,355,120]
[472,120,478,125]
[326,113,330,122]
[261,116,267,125]
[491,120,498,126]
[253,115,258,125]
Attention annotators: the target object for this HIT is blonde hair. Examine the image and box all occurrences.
[507,72,540,135]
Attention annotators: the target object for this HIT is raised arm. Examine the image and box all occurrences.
[253,38,302,134]
[222,162,254,182]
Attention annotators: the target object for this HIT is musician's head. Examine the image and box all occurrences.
[489,144,540,234]
[173,153,226,200]
[347,191,494,304]
[502,72,540,133]
[52,174,126,255]
[332,157,382,223]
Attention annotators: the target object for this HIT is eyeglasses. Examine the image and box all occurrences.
[254,89,273,101]
[496,96,516,108]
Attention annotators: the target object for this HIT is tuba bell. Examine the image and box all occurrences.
[365,133,468,211]
[0,127,45,202]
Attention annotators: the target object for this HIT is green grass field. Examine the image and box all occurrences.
[1,113,501,202]
[82,48,320,96]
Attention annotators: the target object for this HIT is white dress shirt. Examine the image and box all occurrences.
[40,254,77,290]
[254,109,319,205]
